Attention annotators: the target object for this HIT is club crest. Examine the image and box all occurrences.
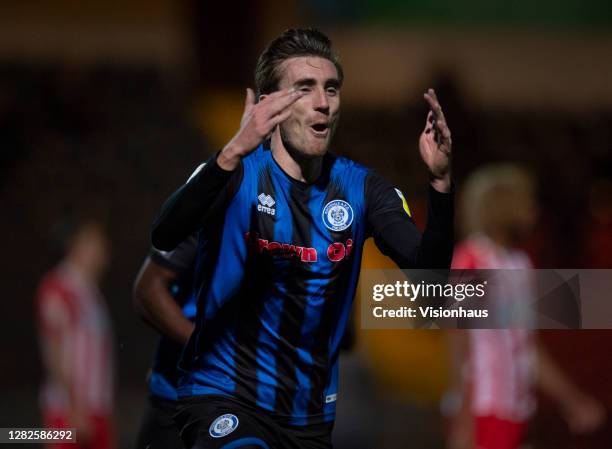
[322,200,354,232]
[209,414,239,438]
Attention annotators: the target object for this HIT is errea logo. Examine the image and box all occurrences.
[257,193,276,216]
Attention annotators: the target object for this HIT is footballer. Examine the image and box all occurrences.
[152,28,454,448]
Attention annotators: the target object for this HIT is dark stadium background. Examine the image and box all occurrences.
[0,1,610,448]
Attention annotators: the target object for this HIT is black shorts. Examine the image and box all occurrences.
[173,395,333,449]
[135,395,184,449]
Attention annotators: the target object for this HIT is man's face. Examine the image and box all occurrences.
[73,223,110,279]
[487,187,538,244]
[505,188,538,239]
[268,56,341,158]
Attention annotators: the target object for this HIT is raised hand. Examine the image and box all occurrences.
[219,87,305,170]
[419,88,452,191]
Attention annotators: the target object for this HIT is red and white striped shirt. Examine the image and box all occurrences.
[36,263,114,416]
[452,234,536,422]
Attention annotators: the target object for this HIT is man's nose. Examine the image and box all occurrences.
[313,87,330,114]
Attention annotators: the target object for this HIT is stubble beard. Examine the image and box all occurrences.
[279,118,338,161]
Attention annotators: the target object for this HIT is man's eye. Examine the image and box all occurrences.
[326,88,338,96]
[300,87,311,93]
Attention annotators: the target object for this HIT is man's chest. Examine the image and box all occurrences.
[245,185,360,267]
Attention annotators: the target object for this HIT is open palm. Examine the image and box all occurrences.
[419,88,452,180]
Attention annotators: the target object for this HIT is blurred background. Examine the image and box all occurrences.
[0,1,611,448]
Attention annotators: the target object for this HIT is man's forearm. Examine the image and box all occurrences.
[416,184,454,268]
[430,172,452,194]
[217,139,249,171]
[151,153,237,251]
[371,184,454,269]
[133,260,195,344]
[136,288,194,344]
[536,343,583,404]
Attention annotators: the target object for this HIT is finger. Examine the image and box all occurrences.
[427,88,442,109]
[268,87,304,102]
[423,91,439,112]
[432,101,444,119]
[244,88,256,111]
[240,88,256,127]
[434,115,452,140]
[441,126,451,140]
[435,130,451,149]
[259,87,293,101]
[268,107,293,127]
[430,126,448,149]
[435,117,449,134]
[423,110,434,132]
[424,89,446,120]
[428,88,439,102]
[262,88,304,120]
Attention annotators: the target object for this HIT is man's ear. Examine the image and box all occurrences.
[258,94,268,103]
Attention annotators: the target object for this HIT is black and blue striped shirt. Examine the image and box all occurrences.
[152,144,453,425]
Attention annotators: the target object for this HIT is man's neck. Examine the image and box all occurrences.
[270,130,323,183]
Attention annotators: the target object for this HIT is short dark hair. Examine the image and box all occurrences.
[254,28,343,97]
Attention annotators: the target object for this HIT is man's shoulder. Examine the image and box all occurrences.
[328,152,371,177]
[38,268,66,297]
[150,233,198,273]
[36,267,77,311]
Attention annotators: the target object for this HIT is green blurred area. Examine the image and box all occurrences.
[319,0,612,28]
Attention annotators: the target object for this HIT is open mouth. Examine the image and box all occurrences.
[310,123,329,136]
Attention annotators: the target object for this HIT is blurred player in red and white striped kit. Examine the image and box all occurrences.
[36,219,115,449]
[446,164,605,449]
